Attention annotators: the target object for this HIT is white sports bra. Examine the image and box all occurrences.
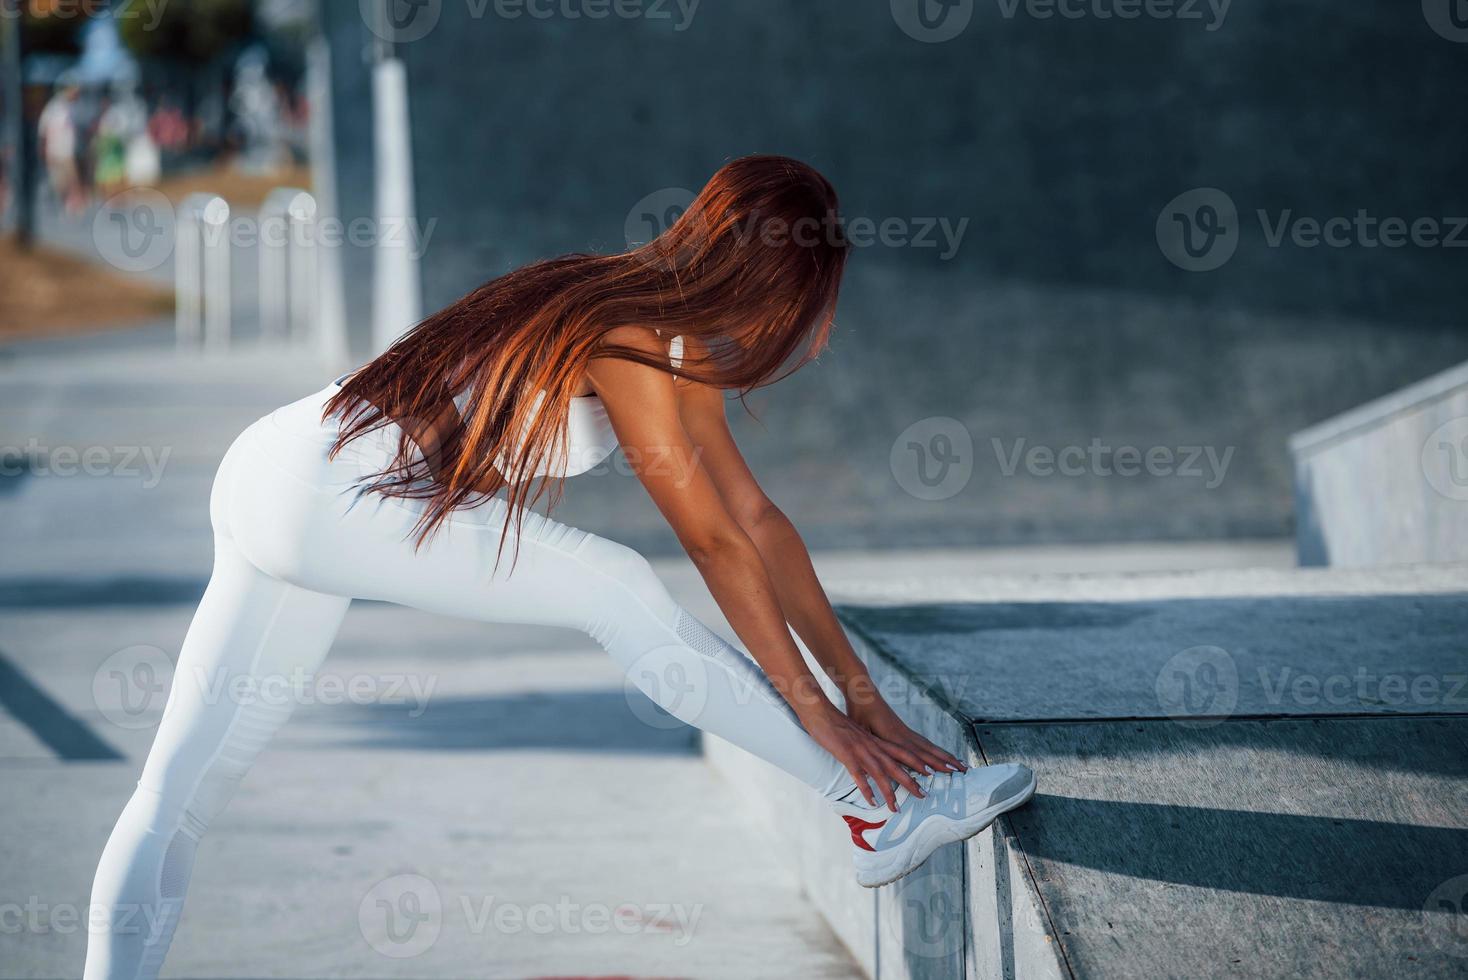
[451,333,684,481]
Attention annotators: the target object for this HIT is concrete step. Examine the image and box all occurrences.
[704,564,1468,979]
[1291,358,1468,567]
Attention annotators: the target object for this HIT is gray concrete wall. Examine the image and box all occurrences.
[321,1,1468,552]
[1292,361,1468,567]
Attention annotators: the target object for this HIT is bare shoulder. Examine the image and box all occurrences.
[585,326,680,419]
[596,324,665,358]
[589,326,713,399]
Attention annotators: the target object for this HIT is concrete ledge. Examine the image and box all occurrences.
[705,631,1066,980]
[1290,360,1468,454]
[1290,359,1468,567]
[705,566,1468,979]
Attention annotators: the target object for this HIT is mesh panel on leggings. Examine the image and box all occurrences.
[676,610,728,658]
[673,609,799,724]
[158,831,196,899]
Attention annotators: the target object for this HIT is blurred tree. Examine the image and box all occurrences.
[117,0,254,64]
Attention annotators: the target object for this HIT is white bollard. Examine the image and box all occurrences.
[306,36,350,367]
[371,57,423,354]
[201,198,231,351]
[175,205,201,347]
[259,187,318,344]
[175,193,231,350]
[258,195,289,342]
[288,193,319,343]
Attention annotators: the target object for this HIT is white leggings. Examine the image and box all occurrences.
[85,384,850,980]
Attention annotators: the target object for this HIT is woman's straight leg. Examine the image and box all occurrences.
[84,536,350,980]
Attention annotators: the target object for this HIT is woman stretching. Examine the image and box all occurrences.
[85,155,1035,979]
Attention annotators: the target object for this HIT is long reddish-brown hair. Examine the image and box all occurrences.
[325,154,849,555]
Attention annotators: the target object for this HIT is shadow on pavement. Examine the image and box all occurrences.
[0,576,210,608]
[1015,794,1468,910]
[313,689,700,756]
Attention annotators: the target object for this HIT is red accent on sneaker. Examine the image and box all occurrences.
[843,814,887,852]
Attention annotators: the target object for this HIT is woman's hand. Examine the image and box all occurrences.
[801,704,928,812]
[846,696,968,776]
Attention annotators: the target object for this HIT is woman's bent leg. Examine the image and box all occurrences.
[235,389,853,799]
[247,480,854,801]
[84,537,349,980]
[551,531,854,800]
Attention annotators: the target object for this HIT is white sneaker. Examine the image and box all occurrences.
[830,763,1037,888]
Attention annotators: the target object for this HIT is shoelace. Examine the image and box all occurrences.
[838,767,962,813]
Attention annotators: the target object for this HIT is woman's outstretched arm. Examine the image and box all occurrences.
[589,327,931,810]
[674,355,966,776]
